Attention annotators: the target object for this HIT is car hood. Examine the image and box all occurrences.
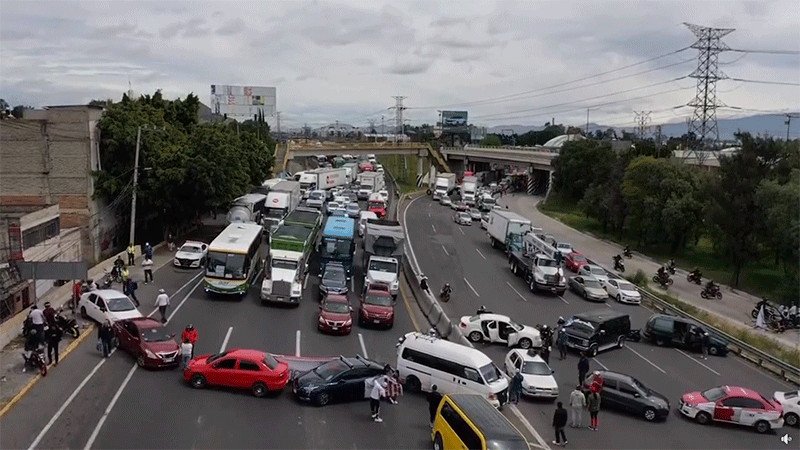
[175,251,202,260]
[619,288,640,297]
[109,309,144,322]
[322,279,347,289]
[295,369,326,389]
[362,303,392,314]
[585,286,607,297]
[522,374,558,390]
[145,340,180,353]
[564,324,593,339]
[320,311,351,321]
[367,271,396,283]
[645,390,670,408]
[681,391,707,406]
[773,391,797,404]
[272,267,298,283]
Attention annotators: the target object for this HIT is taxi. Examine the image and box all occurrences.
[680,385,784,433]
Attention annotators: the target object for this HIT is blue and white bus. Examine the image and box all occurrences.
[204,222,265,295]
[318,216,356,276]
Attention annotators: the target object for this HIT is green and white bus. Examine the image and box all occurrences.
[204,222,265,295]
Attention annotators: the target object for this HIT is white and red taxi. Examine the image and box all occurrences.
[680,385,784,433]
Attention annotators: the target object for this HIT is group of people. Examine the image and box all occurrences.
[552,371,604,446]
[25,302,63,366]
[368,365,404,423]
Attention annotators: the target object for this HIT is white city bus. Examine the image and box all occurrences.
[204,222,265,296]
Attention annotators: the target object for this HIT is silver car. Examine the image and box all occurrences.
[568,275,608,302]
[346,202,361,218]
[468,208,482,220]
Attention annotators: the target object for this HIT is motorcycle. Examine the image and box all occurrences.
[623,248,632,259]
[54,308,80,338]
[700,286,722,300]
[100,268,119,289]
[687,272,702,285]
[22,346,47,376]
[666,265,676,275]
[439,289,451,303]
[652,274,673,288]
[613,258,625,272]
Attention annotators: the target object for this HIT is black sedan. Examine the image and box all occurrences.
[292,356,385,406]
[583,371,670,422]
[319,262,349,300]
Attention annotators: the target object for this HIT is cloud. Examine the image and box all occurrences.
[384,59,433,75]
[215,18,245,36]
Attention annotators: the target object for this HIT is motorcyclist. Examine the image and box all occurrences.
[667,258,676,273]
[476,305,492,315]
[623,245,631,257]
[419,274,429,292]
[440,283,452,301]
[112,256,125,279]
[704,280,717,294]
[613,254,623,269]
[690,268,702,280]
[657,266,668,282]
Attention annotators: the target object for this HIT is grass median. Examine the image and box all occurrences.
[378,154,428,195]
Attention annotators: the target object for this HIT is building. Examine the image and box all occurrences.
[0,105,117,265]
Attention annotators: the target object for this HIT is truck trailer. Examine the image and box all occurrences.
[262,181,302,233]
[486,210,532,252]
[362,219,405,297]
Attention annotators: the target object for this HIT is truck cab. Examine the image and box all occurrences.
[364,255,399,297]
[530,253,566,294]
[367,193,387,218]
[260,250,306,305]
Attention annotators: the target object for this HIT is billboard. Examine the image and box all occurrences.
[442,111,468,133]
[211,85,276,119]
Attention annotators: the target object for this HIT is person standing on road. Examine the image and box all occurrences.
[142,256,154,284]
[383,365,402,405]
[45,325,63,365]
[28,305,46,345]
[552,401,568,446]
[43,301,57,328]
[578,353,590,386]
[180,337,193,369]
[587,389,601,430]
[541,343,552,365]
[557,327,568,360]
[125,278,140,307]
[144,242,154,260]
[569,385,586,428]
[370,377,387,423]
[427,385,443,425]
[700,331,710,360]
[127,243,136,266]
[167,233,175,252]
[98,320,114,358]
[509,369,524,404]
[181,324,198,356]
[155,289,170,323]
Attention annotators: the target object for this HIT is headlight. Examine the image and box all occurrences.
[344,318,352,325]
[145,349,157,359]
[263,282,272,294]
[318,316,325,323]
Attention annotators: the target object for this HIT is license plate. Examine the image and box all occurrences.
[277,297,285,302]
[374,319,381,324]
[164,357,174,363]
[332,326,338,330]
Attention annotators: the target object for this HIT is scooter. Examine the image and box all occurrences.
[700,286,722,300]
[22,346,47,376]
[54,308,80,338]
[613,258,625,272]
[687,272,702,285]
[652,274,673,288]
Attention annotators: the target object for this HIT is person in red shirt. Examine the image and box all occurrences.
[181,324,198,357]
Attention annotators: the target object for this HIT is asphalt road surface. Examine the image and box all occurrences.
[403,194,799,450]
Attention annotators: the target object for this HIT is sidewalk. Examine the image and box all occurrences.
[498,193,800,351]
[0,243,177,411]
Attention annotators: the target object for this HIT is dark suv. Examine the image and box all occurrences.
[319,262,349,300]
[583,371,670,422]
[564,311,631,356]
[642,314,728,356]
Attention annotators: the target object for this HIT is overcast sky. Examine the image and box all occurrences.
[2,0,798,130]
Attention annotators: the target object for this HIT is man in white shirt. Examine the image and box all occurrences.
[28,304,46,344]
[370,377,387,423]
[154,289,170,323]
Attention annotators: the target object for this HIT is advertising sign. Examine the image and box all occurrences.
[210,85,276,119]
[442,111,468,133]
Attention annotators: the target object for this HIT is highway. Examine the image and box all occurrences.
[402,194,799,450]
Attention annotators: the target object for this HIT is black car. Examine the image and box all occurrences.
[582,371,670,422]
[642,314,728,356]
[563,311,631,356]
[319,262,349,300]
[292,356,385,406]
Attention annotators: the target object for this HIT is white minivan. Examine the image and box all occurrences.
[358,211,378,237]
[396,332,509,407]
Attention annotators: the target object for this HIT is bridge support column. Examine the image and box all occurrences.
[527,167,535,195]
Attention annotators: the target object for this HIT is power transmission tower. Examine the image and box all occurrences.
[634,111,652,140]
[368,119,377,142]
[390,96,406,143]
[684,23,734,159]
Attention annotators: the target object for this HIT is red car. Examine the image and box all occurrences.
[359,283,395,328]
[113,318,180,369]
[359,162,374,172]
[318,294,353,334]
[565,252,589,272]
[184,349,290,397]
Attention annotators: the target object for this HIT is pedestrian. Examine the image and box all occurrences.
[427,385,443,425]
[578,353,590,386]
[98,320,114,358]
[552,401,568,446]
[589,371,604,394]
[370,377,387,422]
[509,369,524,404]
[127,243,136,266]
[167,233,175,252]
[180,338,193,369]
[383,365,402,404]
[142,256,154,284]
[557,327,568,360]
[587,388,601,431]
[28,305,46,345]
[45,325,62,365]
[42,301,57,328]
[144,242,154,260]
[73,280,84,307]
[541,344,551,365]
[182,324,198,356]
[126,278,139,306]
[120,265,130,283]
[700,331,710,360]
[155,289,170,323]
[569,385,586,428]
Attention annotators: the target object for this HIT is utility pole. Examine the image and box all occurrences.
[381,115,385,139]
[129,126,141,246]
[585,108,590,136]
[276,111,281,143]
[785,113,799,141]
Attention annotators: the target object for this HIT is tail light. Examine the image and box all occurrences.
[488,393,497,401]
[460,321,467,328]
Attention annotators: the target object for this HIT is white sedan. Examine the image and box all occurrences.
[173,241,208,268]
[377,190,389,202]
[79,289,143,323]
[459,313,542,349]
[577,264,610,287]
[605,278,642,304]
[504,349,558,399]
[773,390,800,427]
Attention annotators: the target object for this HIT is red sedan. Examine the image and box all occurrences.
[359,283,395,328]
[113,318,180,369]
[565,252,589,273]
[318,294,353,334]
[184,349,290,397]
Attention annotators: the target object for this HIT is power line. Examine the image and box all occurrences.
[728,48,800,55]
[727,78,800,87]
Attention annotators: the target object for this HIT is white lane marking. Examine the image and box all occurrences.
[146,270,203,318]
[592,357,609,370]
[358,333,368,359]
[506,281,527,302]
[427,212,430,217]
[557,295,569,305]
[28,350,116,449]
[605,303,614,308]
[83,364,138,450]
[626,346,666,374]
[431,224,436,233]
[295,330,301,357]
[674,348,721,376]
[458,227,465,235]
[441,245,449,256]
[351,277,355,292]
[464,278,480,297]
[165,280,202,323]
[509,404,550,450]
[475,249,486,260]
[219,327,233,353]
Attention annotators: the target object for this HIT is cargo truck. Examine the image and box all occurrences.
[433,173,456,201]
[299,168,348,194]
[362,219,404,297]
[508,234,566,295]
[226,193,267,224]
[262,181,302,233]
[486,210,532,252]
[260,224,316,305]
[461,176,478,205]
[357,172,385,200]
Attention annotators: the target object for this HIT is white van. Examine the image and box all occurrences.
[358,211,378,237]
[396,332,509,407]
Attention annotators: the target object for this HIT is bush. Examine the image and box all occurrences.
[627,269,648,286]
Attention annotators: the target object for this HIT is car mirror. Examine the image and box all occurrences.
[551,369,555,374]
[349,306,354,312]
[170,333,176,339]
[633,392,641,398]
[600,330,606,335]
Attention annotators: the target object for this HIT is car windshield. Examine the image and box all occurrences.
[324,301,350,313]
[107,296,135,312]
[328,202,340,209]
[323,266,346,284]
[617,281,636,292]
[272,259,298,271]
[458,213,470,218]
[309,192,324,200]
[263,354,279,370]
[141,327,172,342]
[631,377,649,394]
[702,387,727,401]
[470,209,479,214]
[368,201,384,208]
[567,320,595,334]
[368,260,397,273]
[313,360,349,381]
[584,279,603,289]
[181,245,202,254]
[782,391,799,399]
[320,238,352,259]
[347,204,360,211]
[264,208,286,219]
[522,361,551,376]
[538,259,558,267]
[557,243,571,249]
[479,363,501,384]
[572,254,587,262]
[365,294,392,306]
[590,267,606,276]
[207,351,229,364]
[206,251,247,279]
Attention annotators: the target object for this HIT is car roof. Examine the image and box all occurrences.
[470,313,511,322]
[223,349,267,359]
[91,289,128,297]
[323,294,349,303]
[445,394,528,448]
[181,240,206,247]
[721,386,771,401]
[366,282,390,293]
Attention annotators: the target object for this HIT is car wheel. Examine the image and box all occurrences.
[315,391,330,406]
[695,411,711,425]
[617,294,622,303]
[190,373,207,389]
[617,335,625,348]
[518,338,533,349]
[754,420,770,434]
[583,292,588,300]
[784,412,799,427]
[468,331,483,343]
[405,375,421,393]
[529,279,536,292]
[643,407,657,422]
[252,383,268,398]
[80,306,88,320]
[655,338,666,346]
[708,346,719,356]
[433,433,444,450]
[137,354,145,368]
[588,344,598,357]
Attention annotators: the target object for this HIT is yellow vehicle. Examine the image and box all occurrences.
[432,394,528,450]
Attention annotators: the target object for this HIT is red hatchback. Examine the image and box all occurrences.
[565,251,589,273]
[184,349,290,397]
[359,283,395,328]
[318,294,353,334]
[113,318,180,369]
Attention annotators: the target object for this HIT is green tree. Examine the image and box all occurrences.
[756,169,800,302]
[551,140,614,201]
[481,134,502,146]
